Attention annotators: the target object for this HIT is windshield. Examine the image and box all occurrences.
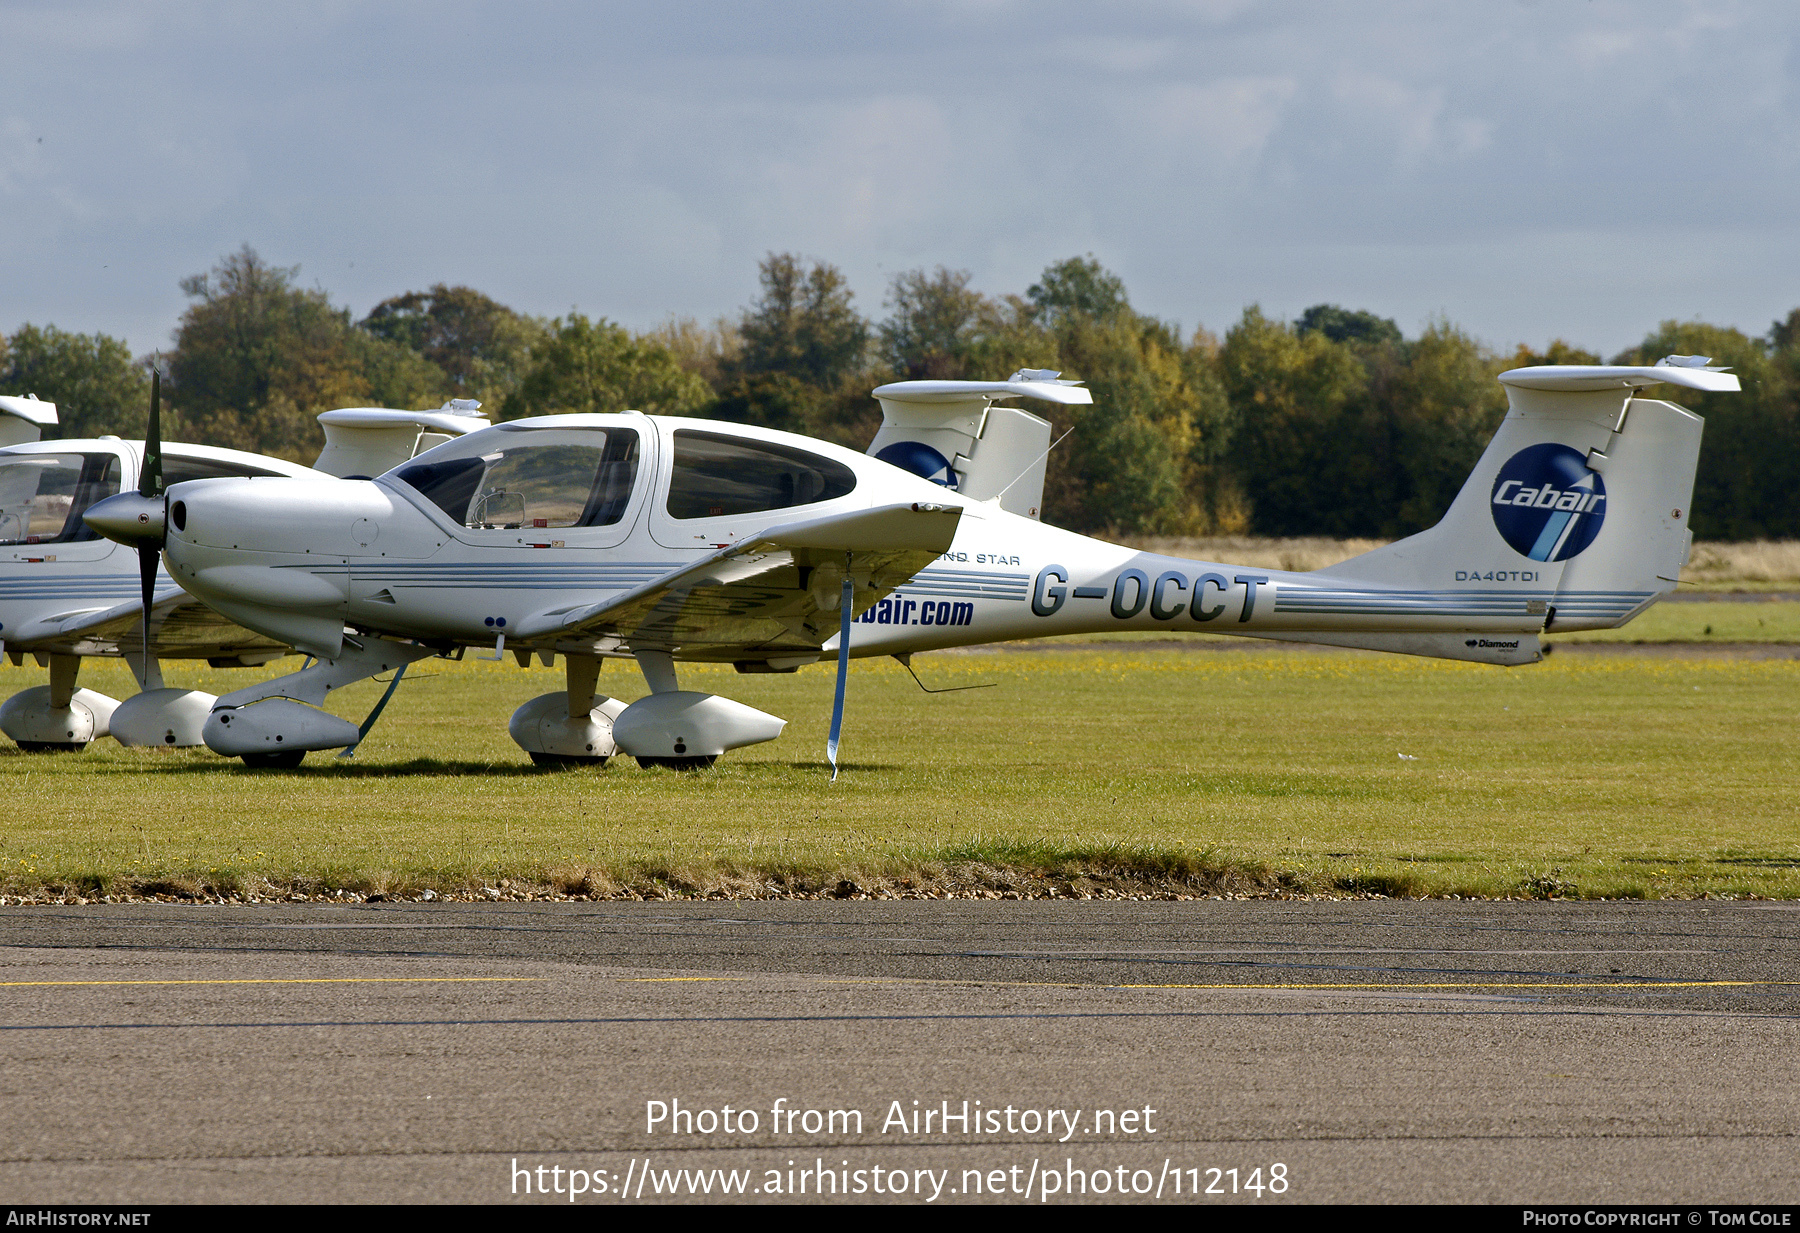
[394,427,640,530]
[0,452,121,545]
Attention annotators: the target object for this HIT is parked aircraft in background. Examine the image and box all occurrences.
[0,391,487,750]
[83,359,1736,771]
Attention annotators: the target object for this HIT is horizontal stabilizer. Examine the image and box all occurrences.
[870,377,1094,406]
[1499,365,1740,393]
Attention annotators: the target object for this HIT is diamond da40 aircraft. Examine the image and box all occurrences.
[0,387,489,751]
[83,358,1736,771]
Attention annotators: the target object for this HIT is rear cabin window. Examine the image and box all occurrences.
[0,452,121,545]
[666,431,855,519]
[395,428,640,530]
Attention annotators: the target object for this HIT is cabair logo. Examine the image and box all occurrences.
[875,441,958,488]
[1490,443,1606,562]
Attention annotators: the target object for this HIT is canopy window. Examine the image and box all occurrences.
[666,430,855,520]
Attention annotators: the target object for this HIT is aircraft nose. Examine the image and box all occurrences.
[83,491,167,547]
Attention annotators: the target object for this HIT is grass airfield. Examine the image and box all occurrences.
[3,638,1798,903]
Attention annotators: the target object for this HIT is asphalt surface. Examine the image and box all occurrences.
[0,899,1795,1204]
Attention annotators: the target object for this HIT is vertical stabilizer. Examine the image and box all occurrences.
[313,401,489,478]
[1320,363,1732,629]
[866,372,1092,519]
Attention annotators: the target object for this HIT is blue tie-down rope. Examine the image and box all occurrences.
[336,663,409,759]
[826,573,853,782]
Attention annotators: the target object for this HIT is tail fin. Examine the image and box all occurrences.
[0,394,57,448]
[1322,362,1735,630]
[866,372,1092,520]
[313,401,489,478]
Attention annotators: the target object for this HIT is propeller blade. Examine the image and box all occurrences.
[826,569,854,782]
[140,367,163,498]
[138,542,158,669]
[137,366,164,669]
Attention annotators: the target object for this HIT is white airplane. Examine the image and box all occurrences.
[0,384,488,751]
[82,358,1736,771]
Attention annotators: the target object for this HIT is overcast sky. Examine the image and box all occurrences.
[3,0,1795,360]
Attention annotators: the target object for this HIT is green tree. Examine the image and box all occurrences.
[502,314,712,419]
[1296,304,1403,348]
[1218,307,1372,535]
[942,256,1234,535]
[1027,255,1130,326]
[1221,310,1514,537]
[1509,340,1601,367]
[0,324,151,438]
[707,371,823,436]
[847,254,1242,534]
[643,316,741,390]
[880,266,991,380]
[360,284,544,409]
[1045,313,1228,535]
[733,253,870,389]
[706,253,876,440]
[167,246,443,460]
[1373,321,1508,533]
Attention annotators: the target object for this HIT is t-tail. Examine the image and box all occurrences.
[1302,358,1735,660]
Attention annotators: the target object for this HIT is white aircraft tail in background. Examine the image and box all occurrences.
[866,370,1092,521]
[312,400,489,478]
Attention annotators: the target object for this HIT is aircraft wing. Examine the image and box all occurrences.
[8,588,290,663]
[516,502,963,661]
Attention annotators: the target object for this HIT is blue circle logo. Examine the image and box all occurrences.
[875,440,958,488]
[1490,443,1606,561]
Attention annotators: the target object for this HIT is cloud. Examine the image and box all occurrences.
[1136,76,1301,165]
[0,0,1797,358]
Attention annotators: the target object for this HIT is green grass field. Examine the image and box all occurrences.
[3,643,1797,902]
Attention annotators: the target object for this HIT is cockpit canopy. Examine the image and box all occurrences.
[390,420,859,532]
[394,426,640,530]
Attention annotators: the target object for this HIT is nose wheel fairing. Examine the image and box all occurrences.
[609,690,786,767]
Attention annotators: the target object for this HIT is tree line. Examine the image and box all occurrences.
[4,243,1798,541]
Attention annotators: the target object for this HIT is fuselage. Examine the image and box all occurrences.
[147,412,1615,667]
